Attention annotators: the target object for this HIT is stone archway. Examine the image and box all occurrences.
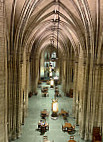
[0,0,103,141]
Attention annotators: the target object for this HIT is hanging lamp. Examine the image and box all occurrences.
[56,0,60,59]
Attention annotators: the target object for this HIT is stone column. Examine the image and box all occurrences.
[7,60,11,140]
[0,1,8,141]
[78,62,86,134]
[12,56,17,140]
[80,53,94,140]
[58,57,63,88]
[84,58,94,140]
[90,65,99,131]
[20,60,24,126]
[68,58,72,88]
[24,57,29,117]
[97,65,103,136]
[33,55,39,93]
[72,61,78,117]
[30,57,33,91]
[90,63,103,139]
[59,58,62,83]
[7,60,11,141]
[60,58,64,88]
[80,60,88,139]
[66,58,69,93]
[9,58,14,140]
[62,58,67,93]
[16,56,22,138]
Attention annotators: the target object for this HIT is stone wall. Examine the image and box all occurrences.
[72,53,103,140]
[0,0,8,142]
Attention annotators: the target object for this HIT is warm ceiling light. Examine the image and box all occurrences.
[56,0,60,60]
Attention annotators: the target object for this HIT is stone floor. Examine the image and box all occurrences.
[13,83,91,142]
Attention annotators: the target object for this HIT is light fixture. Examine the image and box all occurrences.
[56,0,60,60]
[52,100,58,112]
[50,72,52,78]
[54,76,58,80]
[51,99,58,119]
[49,66,52,72]
[50,78,54,87]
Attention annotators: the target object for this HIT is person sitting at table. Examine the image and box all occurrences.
[59,109,69,116]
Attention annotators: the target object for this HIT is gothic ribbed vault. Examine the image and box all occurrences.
[0,0,103,142]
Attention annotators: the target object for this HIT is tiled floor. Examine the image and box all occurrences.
[13,83,90,142]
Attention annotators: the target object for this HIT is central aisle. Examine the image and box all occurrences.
[14,83,87,142]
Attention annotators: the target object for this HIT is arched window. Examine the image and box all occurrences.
[51,52,56,59]
[45,52,50,59]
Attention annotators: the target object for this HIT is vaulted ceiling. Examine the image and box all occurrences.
[5,0,103,58]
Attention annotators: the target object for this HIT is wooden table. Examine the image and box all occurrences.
[64,122,72,128]
[38,80,42,84]
[41,87,48,92]
[41,110,49,116]
[59,109,69,116]
[42,89,48,92]
[42,92,49,97]
[68,140,76,142]
[62,122,74,132]
[43,136,51,142]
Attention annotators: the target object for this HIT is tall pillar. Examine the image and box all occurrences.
[84,59,94,140]
[59,58,62,83]
[12,56,17,140]
[66,58,69,93]
[0,1,8,141]
[25,58,29,117]
[7,61,11,140]
[16,57,22,138]
[33,55,39,93]
[7,59,13,141]
[97,64,103,136]
[62,58,66,93]
[80,59,88,139]
[72,61,78,117]
[89,63,103,140]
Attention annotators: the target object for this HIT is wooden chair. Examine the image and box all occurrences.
[38,80,42,84]
[92,127,102,142]
[28,92,33,98]
[43,136,48,141]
